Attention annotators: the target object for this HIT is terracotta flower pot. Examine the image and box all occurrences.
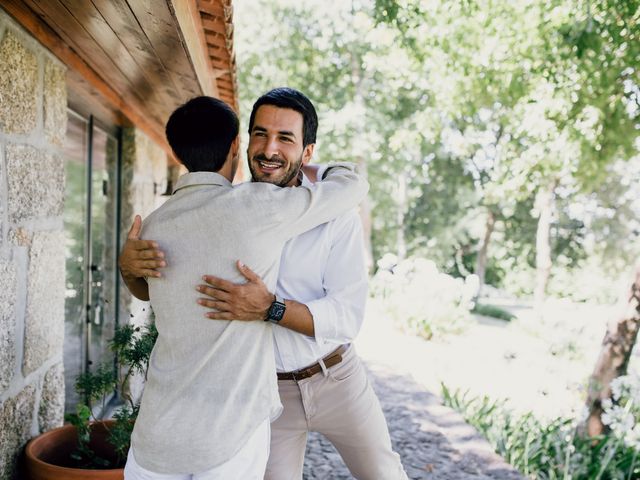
[24,420,124,480]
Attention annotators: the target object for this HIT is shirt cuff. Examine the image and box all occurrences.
[321,162,358,179]
[306,298,335,346]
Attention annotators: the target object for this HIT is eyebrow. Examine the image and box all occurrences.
[252,126,297,138]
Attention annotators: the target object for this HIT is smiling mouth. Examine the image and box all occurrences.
[258,160,283,171]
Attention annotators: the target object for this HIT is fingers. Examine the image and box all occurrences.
[236,260,260,282]
[127,215,142,240]
[139,269,162,278]
[205,311,235,320]
[137,249,165,260]
[196,284,231,301]
[202,275,235,292]
[197,298,226,310]
[129,239,162,253]
[138,259,166,269]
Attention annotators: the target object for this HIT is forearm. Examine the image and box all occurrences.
[278,299,315,337]
[121,273,150,301]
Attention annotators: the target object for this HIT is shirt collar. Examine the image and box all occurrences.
[300,172,312,188]
[173,171,232,194]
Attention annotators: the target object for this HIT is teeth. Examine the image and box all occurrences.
[259,161,281,168]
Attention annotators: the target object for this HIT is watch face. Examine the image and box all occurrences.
[269,302,286,322]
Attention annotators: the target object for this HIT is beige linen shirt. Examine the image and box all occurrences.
[131,164,368,474]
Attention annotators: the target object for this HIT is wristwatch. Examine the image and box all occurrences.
[265,294,286,324]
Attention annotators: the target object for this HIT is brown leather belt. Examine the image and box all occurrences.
[277,345,349,381]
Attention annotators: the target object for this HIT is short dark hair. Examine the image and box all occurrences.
[248,88,318,147]
[165,96,239,172]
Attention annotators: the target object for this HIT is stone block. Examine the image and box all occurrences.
[22,231,65,375]
[43,60,67,147]
[38,362,64,432]
[0,385,35,480]
[121,128,168,222]
[6,144,64,223]
[0,146,4,247]
[7,227,31,248]
[0,30,38,135]
[0,258,17,394]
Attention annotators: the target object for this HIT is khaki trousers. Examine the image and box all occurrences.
[265,345,408,480]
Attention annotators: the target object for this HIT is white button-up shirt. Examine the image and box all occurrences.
[273,174,369,372]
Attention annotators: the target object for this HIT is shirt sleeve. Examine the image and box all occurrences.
[274,162,369,242]
[305,210,369,345]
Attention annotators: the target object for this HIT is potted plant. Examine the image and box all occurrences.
[24,322,158,480]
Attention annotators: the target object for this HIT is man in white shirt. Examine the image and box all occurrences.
[120,93,368,480]
[120,88,407,479]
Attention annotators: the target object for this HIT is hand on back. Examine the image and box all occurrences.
[118,215,166,279]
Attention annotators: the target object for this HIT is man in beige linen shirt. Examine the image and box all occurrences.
[122,95,367,479]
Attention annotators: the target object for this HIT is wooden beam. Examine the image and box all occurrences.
[197,0,225,18]
[1,0,172,155]
[168,0,219,98]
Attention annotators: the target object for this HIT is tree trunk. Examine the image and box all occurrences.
[583,262,640,436]
[581,262,640,436]
[534,184,555,306]
[396,170,407,261]
[349,33,374,272]
[475,209,496,296]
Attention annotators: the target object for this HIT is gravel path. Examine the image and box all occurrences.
[302,360,523,480]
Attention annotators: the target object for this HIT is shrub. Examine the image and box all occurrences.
[371,254,476,339]
[472,303,516,321]
[441,383,640,479]
[65,322,158,468]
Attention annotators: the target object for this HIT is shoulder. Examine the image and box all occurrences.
[329,208,362,236]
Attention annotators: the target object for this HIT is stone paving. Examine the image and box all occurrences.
[302,360,524,480]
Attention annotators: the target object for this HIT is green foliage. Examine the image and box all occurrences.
[235,0,639,297]
[370,255,476,339]
[65,322,157,469]
[369,0,640,291]
[65,405,110,468]
[74,363,117,404]
[472,304,516,322]
[107,404,139,461]
[441,384,640,479]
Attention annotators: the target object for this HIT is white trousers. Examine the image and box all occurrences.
[124,418,270,480]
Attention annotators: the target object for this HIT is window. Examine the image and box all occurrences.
[62,111,121,413]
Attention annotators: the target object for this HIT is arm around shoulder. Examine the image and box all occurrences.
[279,162,369,240]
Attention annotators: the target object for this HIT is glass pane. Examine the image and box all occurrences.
[88,127,118,371]
[63,112,88,413]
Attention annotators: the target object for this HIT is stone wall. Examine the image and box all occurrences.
[119,127,168,319]
[118,128,168,401]
[0,10,67,480]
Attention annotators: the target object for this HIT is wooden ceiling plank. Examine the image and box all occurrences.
[126,0,203,101]
[23,0,139,101]
[167,0,219,98]
[56,0,165,108]
[0,0,171,154]
[91,0,187,109]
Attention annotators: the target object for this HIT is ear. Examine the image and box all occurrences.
[231,135,240,157]
[301,143,315,165]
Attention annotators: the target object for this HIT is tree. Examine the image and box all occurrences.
[585,263,640,436]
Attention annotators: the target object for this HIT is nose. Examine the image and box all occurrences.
[264,137,280,159]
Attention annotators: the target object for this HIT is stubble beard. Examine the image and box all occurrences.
[249,153,304,187]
